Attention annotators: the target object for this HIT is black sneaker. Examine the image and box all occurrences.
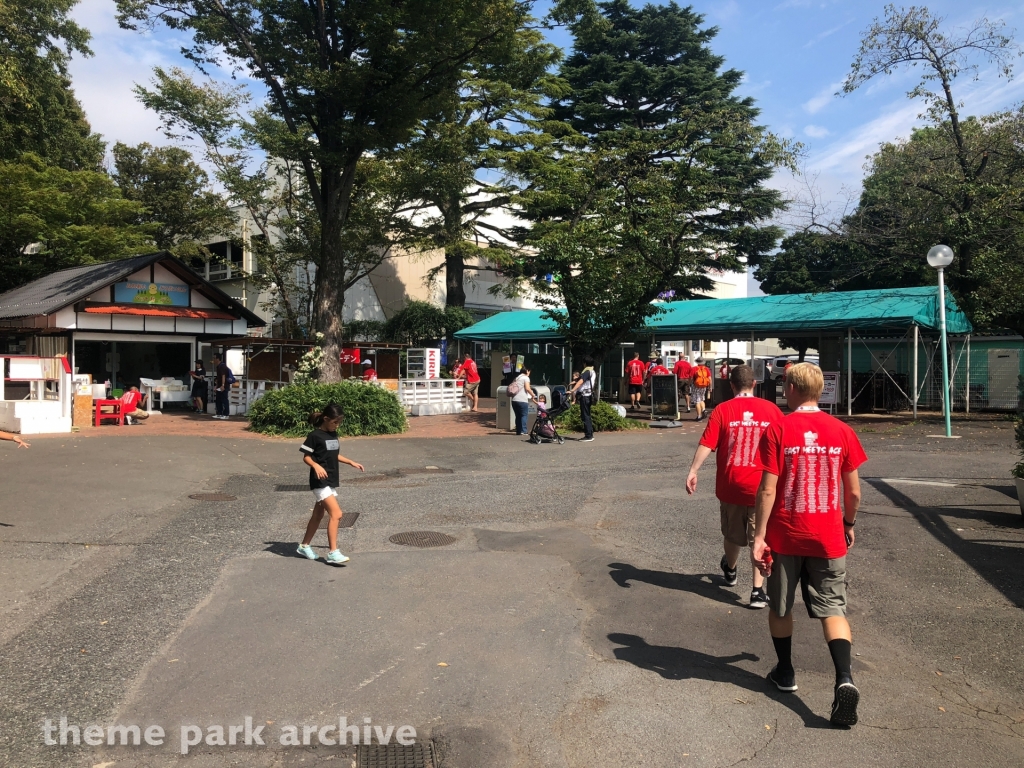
[830,680,860,726]
[767,665,798,692]
[720,556,738,587]
[749,587,769,609]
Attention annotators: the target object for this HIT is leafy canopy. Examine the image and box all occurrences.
[507,0,790,361]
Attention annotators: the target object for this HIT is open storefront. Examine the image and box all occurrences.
[0,251,265,431]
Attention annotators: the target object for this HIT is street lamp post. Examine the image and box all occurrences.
[927,245,954,438]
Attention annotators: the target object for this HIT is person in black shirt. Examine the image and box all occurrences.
[297,404,365,564]
[212,353,230,419]
[190,359,208,413]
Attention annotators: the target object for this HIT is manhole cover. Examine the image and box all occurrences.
[275,484,308,492]
[357,742,434,768]
[389,531,457,548]
[188,493,237,501]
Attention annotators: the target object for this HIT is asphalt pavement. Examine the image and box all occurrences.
[0,415,1021,767]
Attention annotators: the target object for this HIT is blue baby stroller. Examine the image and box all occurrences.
[529,385,568,445]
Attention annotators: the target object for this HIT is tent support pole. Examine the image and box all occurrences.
[912,325,918,419]
[750,331,754,366]
[847,328,852,417]
[965,334,971,415]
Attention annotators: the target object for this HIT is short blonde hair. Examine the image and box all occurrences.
[786,362,824,400]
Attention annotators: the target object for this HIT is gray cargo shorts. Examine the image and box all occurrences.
[766,554,847,619]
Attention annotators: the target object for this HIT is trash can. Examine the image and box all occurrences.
[496,386,514,431]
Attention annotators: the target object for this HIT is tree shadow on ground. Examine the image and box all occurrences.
[608,562,745,608]
[866,480,1023,609]
[607,633,831,729]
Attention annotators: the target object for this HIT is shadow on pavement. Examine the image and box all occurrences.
[608,562,743,607]
[867,479,1024,609]
[262,541,349,567]
[607,633,832,729]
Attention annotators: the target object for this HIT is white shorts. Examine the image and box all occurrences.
[312,486,338,502]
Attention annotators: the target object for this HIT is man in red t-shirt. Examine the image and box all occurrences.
[673,355,693,412]
[686,365,782,608]
[752,362,867,727]
[455,352,481,412]
[119,386,150,424]
[625,351,646,411]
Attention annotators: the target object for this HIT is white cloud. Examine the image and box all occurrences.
[67,1,185,148]
[803,19,853,49]
[803,124,830,138]
[802,80,844,114]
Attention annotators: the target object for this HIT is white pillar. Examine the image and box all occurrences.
[964,334,971,415]
[912,324,918,419]
[847,328,853,417]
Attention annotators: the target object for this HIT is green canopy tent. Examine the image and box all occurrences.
[454,287,974,415]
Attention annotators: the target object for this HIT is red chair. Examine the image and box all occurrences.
[94,399,125,427]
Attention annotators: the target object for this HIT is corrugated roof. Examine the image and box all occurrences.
[0,251,265,326]
[453,286,974,341]
[0,253,164,319]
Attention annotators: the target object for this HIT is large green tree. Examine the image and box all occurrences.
[0,0,104,169]
[0,154,151,293]
[117,0,527,380]
[760,6,1024,336]
[389,14,562,308]
[506,0,789,362]
[111,141,234,257]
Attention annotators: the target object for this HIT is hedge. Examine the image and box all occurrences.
[556,400,647,432]
[248,382,408,438]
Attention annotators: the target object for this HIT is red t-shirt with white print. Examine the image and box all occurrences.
[699,393,783,506]
[755,409,868,559]
[626,359,646,386]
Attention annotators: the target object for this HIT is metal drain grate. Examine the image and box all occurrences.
[275,484,309,492]
[388,531,457,548]
[357,742,434,768]
[188,493,237,501]
[398,467,453,475]
[321,511,359,529]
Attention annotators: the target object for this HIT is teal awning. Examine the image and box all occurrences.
[453,287,974,342]
[453,308,562,341]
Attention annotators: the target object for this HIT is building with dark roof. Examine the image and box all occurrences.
[0,252,265,390]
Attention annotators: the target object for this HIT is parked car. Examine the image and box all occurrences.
[712,357,747,378]
[771,355,819,381]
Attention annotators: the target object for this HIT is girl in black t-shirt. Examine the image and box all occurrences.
[297,404,364,564]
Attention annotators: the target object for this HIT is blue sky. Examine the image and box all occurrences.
[70,0,1024,232]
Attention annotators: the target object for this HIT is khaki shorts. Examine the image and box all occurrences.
[720,502,755,547]
[767,554,847,619]
[463,381,479,396]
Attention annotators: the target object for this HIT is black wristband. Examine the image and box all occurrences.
[843,519,855,527]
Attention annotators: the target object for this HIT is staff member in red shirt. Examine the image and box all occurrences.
[361,358,378,382]
[686,365,783,608]
[625,351,646,411]
[752,362,867,727]
[672,355,693,413]
[455,352,481,412]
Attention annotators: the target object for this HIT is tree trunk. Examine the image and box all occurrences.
[445,244,467,308]
[314,231,345,382]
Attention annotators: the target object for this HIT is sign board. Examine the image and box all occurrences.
[425,348,441,379]
[752,358,766,381]
[650,374,680,420]
[9,358,43,380]
[502,355,512,374]
[820,371,840,405]
[114,280,189,306]
[339,348,361,365]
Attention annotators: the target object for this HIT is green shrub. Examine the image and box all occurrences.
[556,400,647,432]
[248,382,407,438]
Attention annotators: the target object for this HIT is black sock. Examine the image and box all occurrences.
[828,638,853,684]
[772,635,793,672]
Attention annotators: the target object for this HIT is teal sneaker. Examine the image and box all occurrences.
[325,549,350,564]
[296,543,318,560]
